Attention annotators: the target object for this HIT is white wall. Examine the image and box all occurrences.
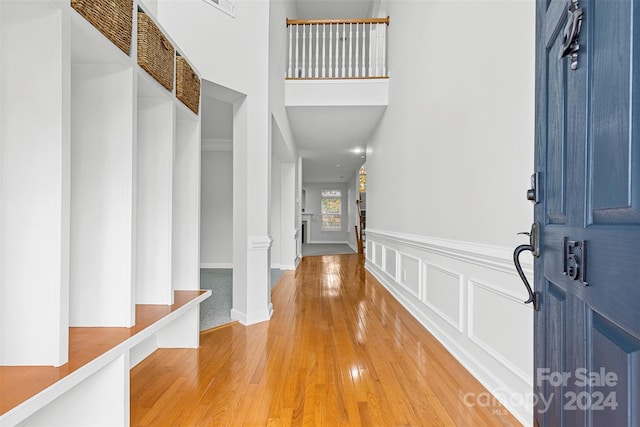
[269,0,300,270]
[269,0,298,161]
[200,149,233,267]
[346,171,360,251]
[364,1,535,425]
[157,0,273,325]
[368,0,534,249]
[270,155,282,267]
[302,182,349,244]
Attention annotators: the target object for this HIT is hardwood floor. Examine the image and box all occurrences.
[131,254,521,426]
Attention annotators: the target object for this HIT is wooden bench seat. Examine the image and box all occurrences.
[0,290,211,426]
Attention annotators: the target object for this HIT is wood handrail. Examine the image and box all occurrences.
[286,17,390,26]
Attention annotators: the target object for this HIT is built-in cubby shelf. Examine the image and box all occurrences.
[0,291,211,426]
[1,0,204,424]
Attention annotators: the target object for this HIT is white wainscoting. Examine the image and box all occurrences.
[365,229,534,426]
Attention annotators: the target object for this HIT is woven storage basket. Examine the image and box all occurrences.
[137,12,174,91]
[71,0,133,55]
[176,56,201,114]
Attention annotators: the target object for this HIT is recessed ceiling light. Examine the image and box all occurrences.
[361,155,365,159]
[336,164,341,167]
[352,147,364,154]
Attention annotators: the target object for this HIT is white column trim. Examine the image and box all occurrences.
[248,235,273,251]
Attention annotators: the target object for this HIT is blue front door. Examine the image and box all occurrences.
[534,0,640,425]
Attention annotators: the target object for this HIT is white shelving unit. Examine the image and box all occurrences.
[136,72,175,305]
[70,14,136,325]
[173,106,201,291]
[0,0,205,424]
[1,1,70,367]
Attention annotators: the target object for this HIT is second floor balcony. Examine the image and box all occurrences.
[285,17,390,79]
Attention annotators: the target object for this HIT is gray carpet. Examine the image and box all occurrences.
[199,268,286,331]
[301,243,355,256]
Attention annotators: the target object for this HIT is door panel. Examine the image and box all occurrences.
[546,40,568,224]
[591,312,640,427]
[589,0,640,223]
[534,0,640,425]
[542,283,567,425]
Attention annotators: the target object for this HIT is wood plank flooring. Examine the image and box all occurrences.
[130,254,521,426]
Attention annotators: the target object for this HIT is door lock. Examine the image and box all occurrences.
[527,172,540,204]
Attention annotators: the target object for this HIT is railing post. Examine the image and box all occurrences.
[381,23,387,77]
[288,25,292,78]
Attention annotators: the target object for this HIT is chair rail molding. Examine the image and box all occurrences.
[365,228,533,275]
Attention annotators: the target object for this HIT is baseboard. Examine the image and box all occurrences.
[307,240,350,245]
[230,307,273,326]
[200,262,233,269]
[129,335,157,369]
[347,241,358,252]
[271,263,296,270]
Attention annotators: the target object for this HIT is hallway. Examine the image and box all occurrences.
[131,254,521,426]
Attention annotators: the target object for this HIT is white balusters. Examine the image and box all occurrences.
[348,23,353,77]
[340,23,347,77]
[375,23,380,77]
[295,24,299,78]
[328,24,333,78]
[368,24,373,77]
[362,24,367,77]
[354,23,359,78]
[335,24,340,77]
[301,24,306,78]
[314,24,319,77]
[308,24,313,78]
[322,24,326,78]
[286,18,388,79]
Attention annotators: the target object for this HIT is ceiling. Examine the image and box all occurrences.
[295,0,373,19]
[288,105,384,183]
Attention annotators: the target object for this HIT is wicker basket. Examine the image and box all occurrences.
[137,12,174,91]
[71,0,133,55]
[176,56,201,114]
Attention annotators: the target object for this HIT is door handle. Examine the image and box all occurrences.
[513,222,540,311]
